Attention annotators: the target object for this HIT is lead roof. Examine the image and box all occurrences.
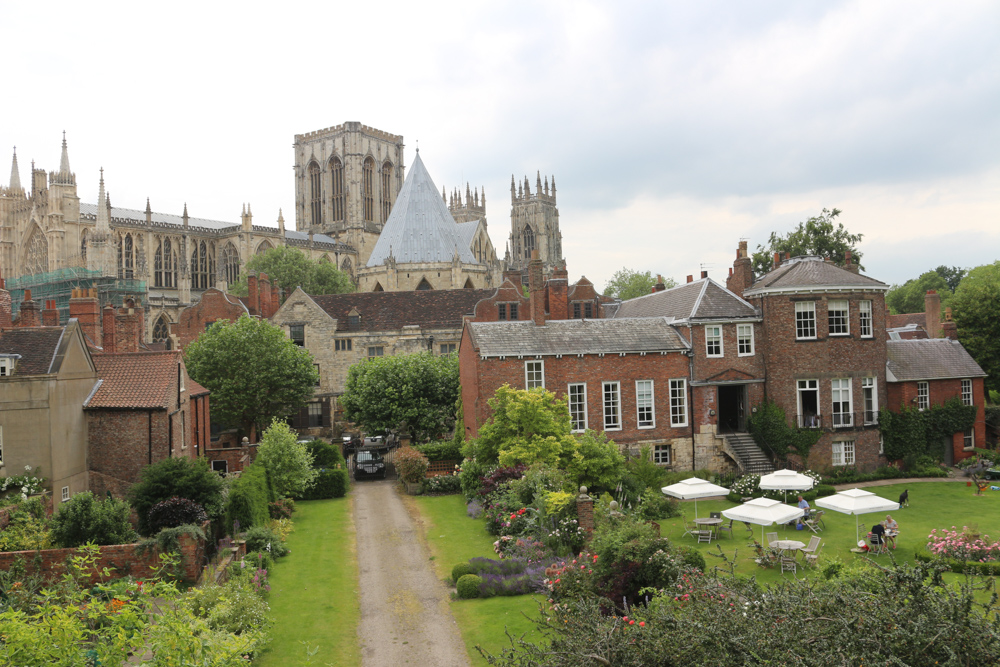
[743,256,888,296]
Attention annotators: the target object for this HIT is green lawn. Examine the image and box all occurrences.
[255,497,360,667]
[409,494,540,666]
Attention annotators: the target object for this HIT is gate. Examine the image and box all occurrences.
[346,439,400,481]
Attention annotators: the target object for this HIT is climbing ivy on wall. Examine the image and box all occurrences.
[748,400,823,460]
[879,398,978,461]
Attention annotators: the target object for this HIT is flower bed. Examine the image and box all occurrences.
[926,526,1000,562]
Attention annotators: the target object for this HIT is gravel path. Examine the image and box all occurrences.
[354,479,470,667]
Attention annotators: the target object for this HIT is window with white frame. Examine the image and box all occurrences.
[917,382,929,410]
[737,323,754,356]
[61,486,70,501]
[831,440,855,466]
[653,444,671,465]
[831,378,852,427]
[669,379,687,427]
[603,382,621,430]
[636,380,655,428]
[0,357,11,376]
[308,402,322,427]
[859,300,873,338]
[795,302,817,339]
[568,383,587,432]
[705,325,723,357]
[862,377,878,424]
[962,379,973,406]
[525,360,545,389]
[964,428,975,450]
[828,300,849,335]
[797,379,820,428]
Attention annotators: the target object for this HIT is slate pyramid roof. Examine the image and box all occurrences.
[612,278,757,321]
[366,153,479,267]
[743,256,887,296]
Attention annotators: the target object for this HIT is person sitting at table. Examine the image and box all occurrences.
[797,495,810,511]
[883,515,898,549]
[871,522,887,549]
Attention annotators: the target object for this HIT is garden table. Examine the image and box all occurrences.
[694,517,722,539]
[772,539,805,557]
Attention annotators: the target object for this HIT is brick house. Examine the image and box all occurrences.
[169,273,280,350]
[886,338,987,463]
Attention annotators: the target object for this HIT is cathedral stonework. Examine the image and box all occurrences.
[506,172,564,279]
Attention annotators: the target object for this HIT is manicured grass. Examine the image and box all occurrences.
[255,498,360,667]
[409,494,540,666]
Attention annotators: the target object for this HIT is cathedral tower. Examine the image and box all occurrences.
[507,171,563,278]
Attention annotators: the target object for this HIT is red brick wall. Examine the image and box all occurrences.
[204,443,258,474]
[459,325,481,439]
[86,410,172,497]
[171,289,247,349]
[190,393,211,455]
[887,376,987,461]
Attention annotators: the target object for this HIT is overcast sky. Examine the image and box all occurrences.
[3,1,998,290]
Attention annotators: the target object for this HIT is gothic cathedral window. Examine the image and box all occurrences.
[154,238,177,288]
[309,161,322,226]
[221,242,240,285]
[381,161,393,222]
[256,240,273,255]
[341,257,352,277]
[24,225,50,276]
[330,157,345,223]
[363,157,375,223]
[118,233,135,280]
[190,240,216,290]
[152,315,170,343]
[80,229,88,262]
[522,226,536,259]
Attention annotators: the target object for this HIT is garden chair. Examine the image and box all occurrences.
[696,529,713,544]
[709,511,722,519]
[800,536,822,560]
[804,543,824,568]
[804,509,826,532]
[680,513,697,540]
[765,531,779,547]
[780,556,798,575]
[717,519,735,540]
[868,532,888,556]
[742,521,754,535]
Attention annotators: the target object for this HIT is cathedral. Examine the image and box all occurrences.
[0,124,566,344]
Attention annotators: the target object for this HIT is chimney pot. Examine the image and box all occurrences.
[686,275,693,283]
[701,270,708,279]
[773,252,781,268]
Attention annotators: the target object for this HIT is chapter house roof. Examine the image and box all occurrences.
[86,351,184,409]
[0,327,67,375]
[885,339,987,382]
[743,256,888,296]
[467,318,690,357]
[311,288,494,332]
[366,153,480,267]
[613,278,757,321]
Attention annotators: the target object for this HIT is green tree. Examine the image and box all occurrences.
[49,492,137,547]
[128,457,225,536]
[254,419,318,497]
[340,351,460,442]
[228,245,354,300]
[934,265,966,293]
[885,270,952,314]
[603,268,676,301]
[751,208,863,276]
[468,385,573,464]
[951,261,1000,394]
[184,314,319,437]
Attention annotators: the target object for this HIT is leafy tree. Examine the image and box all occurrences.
[184,314,319,437]
[468,385,572,464]
[128,457,225,536]
[254,419,318,497]
[340,351,460,442]
[951,261,1000,394]
[934,265,966,293]
[50,492,137,547]
[227,245,353,300]
[603,268,676,301]
[751,208,863,275]
[885,270,952,314]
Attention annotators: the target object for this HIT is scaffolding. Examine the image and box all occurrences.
[6,267,146,324]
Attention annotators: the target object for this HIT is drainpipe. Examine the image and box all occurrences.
[688,348,696,471]
[148,411,153,465]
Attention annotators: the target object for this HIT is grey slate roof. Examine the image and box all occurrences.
[743,256,888,296]
[366,153,479,267]
[467,318,690,357]
[455,220,481,251]
[613,278,757,321]
[885,339,987,382]
[0,326,66,375]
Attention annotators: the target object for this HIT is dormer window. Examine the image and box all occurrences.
[0,357,15,376]
[348,308,361,330]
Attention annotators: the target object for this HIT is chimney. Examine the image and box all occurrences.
[102,304,117,353]
[844,250,860,274]
[547,266,569,320]
[773,252,781,270]
[727,240,754,299]
[42,300,60,326]
[271,282,280,312]
[942,307,958,340]
[654,274,666,292]
[686,275,693,283]
[925,290,942,339]
[700,270,708,279]
[17,290,41,327]
[248,272,259,315]
[528,251,545,325]
[70,288,101,346]
[259,273,272,318]
[114,298,143,353]
[502,269,522,290]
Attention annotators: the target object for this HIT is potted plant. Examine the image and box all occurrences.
[396,448,430,495]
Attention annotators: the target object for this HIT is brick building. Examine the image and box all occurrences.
[885,289,959,341]
[886,338,987,463]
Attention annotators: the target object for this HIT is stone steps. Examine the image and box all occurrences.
[725,433,775,476]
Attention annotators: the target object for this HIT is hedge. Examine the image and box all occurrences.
[295,467,350,500]
[414,440,463,462]
[913,549,1000,576]
[225,463,271,534]
[306,440,344,468]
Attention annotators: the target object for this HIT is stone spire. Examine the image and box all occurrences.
[277,208,285,235]
[96,169,110,234]
[145,198,152,223]
[59,131,71,175]
[510,175,516,203]
[183,203,189,227]
[8,147,22,192]
[536,171,542,195]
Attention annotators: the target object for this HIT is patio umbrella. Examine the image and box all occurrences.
[661,477,730,518]
[816,488,900,542]
[759,469,816,503]
[722,497,805,543]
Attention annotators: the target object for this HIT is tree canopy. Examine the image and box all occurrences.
[184,314,319,437]
[228,245,354,300]
[885,270,953,314]
[340,351,460,442]
[603,268,677,301]
[951,260,1000,394]
[254,419,317,497]
[127,457,225,536]
[751,208,863,276]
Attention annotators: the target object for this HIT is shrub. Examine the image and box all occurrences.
[0,499,53,552]
[478,464,529,500]
[414,440,463,462]
[305,440,344,468]
[268,498,296,520]
[452,562,474,582]
[456,574,483,599]
[244,525,289,558]
[254,420,318,497]
[465,557,547,598]
[422,474,462,495]
[458,457,491,499]
[242,550,274,572]
[0,467,46,502]
[814,484,836,497]
[129,458,224,536]
[50,492,137,548]
[396,447,430,484]
[676,546,706,573]
[624,445,668,492]
[296,467,350,500]
[146,497,208,534]
[635,488,680,521]
[225,463,271,534]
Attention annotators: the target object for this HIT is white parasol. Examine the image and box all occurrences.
[759,469,817,503]
[722,497,805,543]
[661,477,730,518]
[816,488,900,542]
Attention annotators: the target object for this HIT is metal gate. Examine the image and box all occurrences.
[347,441,400,481]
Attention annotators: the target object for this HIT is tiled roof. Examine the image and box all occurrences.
[613,278,756,321]
[744,256,888,296]
[188,377,210,397]
[0,327,66,375]
[886,312,927,330]
[467,318,690,357]
[885,339,986,382]
[366,154,480,267]
[311,289,495,332]
[86,351,182,409]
